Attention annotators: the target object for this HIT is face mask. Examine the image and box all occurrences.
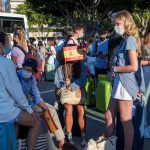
[100,37,106,42]
[115,26,125,36]
[79,33,84,38]
[4,45,12,55]
[22,69,32,79]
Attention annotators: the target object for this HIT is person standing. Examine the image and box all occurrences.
[11,28,28,72]
[101,11,145,150]
[141,18,150,138]
[107,27,122,81]
[91,29,109,87]
[36,41,45,81]
[55,24,87,147]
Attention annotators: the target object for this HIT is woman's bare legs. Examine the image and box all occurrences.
[105,97,118,137]
[14,123,19,140]
[118,100,134,150]
[76,104,86,133]
[17,110,41,150]
[42,61,45,78]
[64,104,73,132]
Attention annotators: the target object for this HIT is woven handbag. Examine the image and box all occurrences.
[60,88,87,105]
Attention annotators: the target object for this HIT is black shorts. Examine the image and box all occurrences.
[95,66,107,78]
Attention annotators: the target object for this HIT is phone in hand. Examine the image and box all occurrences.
[98,51,103,55]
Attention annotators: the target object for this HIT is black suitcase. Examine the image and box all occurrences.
[116,97,144,150]
[58,102,81,136]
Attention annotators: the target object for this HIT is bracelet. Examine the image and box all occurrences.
[111,66,116,73]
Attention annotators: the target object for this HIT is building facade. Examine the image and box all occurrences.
[5,0,25,13]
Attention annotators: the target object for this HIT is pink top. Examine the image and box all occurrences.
[67,37,79,46]
[11,46,25,68]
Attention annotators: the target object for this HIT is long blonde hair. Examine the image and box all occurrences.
[143,19,150,50]
[114,10,141,58]
[14,28,27,51]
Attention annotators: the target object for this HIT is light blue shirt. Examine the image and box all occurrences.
[55,39,66,68]
[0,56,33,123]
[54,61,87,91]
[91,39,109,69]
[17,71,43,105]
[114,36,145,99]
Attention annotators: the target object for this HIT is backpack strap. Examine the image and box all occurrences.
[14,45,28,56]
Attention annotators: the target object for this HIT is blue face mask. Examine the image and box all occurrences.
[4,45,12,55]
[79,33,84,38]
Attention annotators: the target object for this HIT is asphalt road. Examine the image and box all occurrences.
[38,81,150,150]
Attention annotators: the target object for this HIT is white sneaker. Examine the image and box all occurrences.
[54,101,58,109]
[144,127,150,138]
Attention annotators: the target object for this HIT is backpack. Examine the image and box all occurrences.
[14,45,41,82]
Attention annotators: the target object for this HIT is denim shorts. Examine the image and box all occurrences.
[7,109,22,124]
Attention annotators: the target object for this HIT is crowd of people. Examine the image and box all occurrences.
[0,10,150,150]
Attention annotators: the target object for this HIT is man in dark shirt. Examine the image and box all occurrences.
[108,28,122,73]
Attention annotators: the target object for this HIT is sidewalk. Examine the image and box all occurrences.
[38,81,150,150]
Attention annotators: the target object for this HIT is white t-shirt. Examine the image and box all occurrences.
[48,46,56,64]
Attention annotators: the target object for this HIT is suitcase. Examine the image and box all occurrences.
[0,123,18,150]
[98,74,108,82]
[96,81,112,112]
[85,78,95,106]
[58,103,81,136]
[116,97,144,150]
[45,64,55,81]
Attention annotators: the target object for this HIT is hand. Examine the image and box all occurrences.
[100,52,107,59]
[137,92,143,98]
[31,110,40,123]
[83,48,86,51]
[98,51,103,55]
[67,87,72,91]
[65,79,71,86]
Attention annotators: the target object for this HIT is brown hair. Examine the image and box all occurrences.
[49,40,56,49]
[61,61,81,80]
[143,19,150,53]
[14,28,27,51]
[114,10,141,58]
[98,29,106,35]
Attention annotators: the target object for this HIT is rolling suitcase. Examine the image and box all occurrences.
[45,64,55,81]
[96,80,112,112]
[116,97,144,150]
[85,78,95,106]
[0,123,18,150]
[58,103,81,136]
[98,74,108,82]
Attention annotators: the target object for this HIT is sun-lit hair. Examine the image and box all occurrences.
[114,10,141,58]
[14,28,27,51]
[143,19,150,53]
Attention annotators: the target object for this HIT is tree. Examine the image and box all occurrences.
[132,9,150,36]
[14,2,53,40]
[27,0,150,36]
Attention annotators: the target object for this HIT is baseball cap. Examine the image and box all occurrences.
[22,58,38,73]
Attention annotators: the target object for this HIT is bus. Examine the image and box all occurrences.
[0,13,29,40]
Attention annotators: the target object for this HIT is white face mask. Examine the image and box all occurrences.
[79,33,84,38]
[22,69,32,79]
[115,26,125,36]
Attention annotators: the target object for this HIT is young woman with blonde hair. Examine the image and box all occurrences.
[101,10,145,150]
[11,28,28,71]
[141,18,150,138]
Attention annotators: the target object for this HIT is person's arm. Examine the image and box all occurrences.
[114,37,138,73]
[3,61,33,114]
[91,41,97,57]
[115,50,138,72]
[69,61,87,91]
[54,66,66,88]
[141,60,150,66]
[29,76,48,111]
[11,56,17,65]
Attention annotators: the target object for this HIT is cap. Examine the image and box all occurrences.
[22,58,38,73]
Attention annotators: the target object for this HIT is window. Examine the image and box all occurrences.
[0,17,25,33]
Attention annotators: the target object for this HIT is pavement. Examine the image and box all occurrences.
[38,81,150,150]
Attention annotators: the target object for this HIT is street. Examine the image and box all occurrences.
[38,81,150,150]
